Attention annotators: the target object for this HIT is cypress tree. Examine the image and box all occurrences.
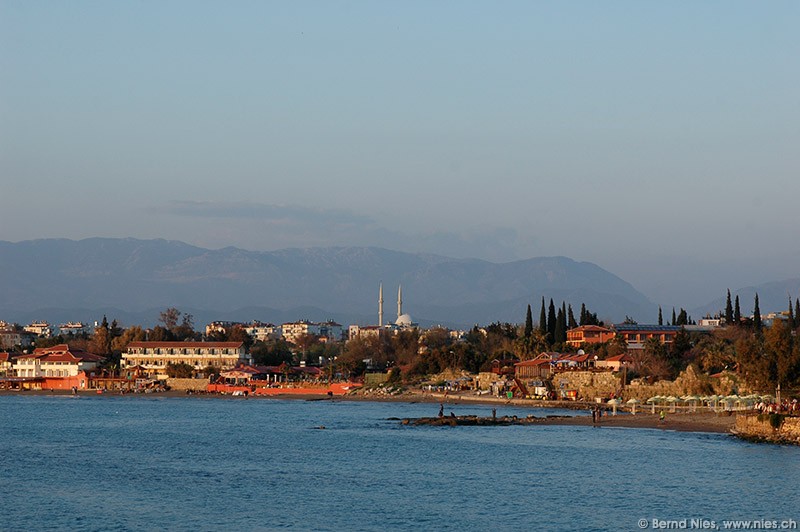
[539,298,547,336]
[725,289,734,325]
[788,298,795,330]
[734,295,741,324]
[568,304,577,329]
[524,304,533,339]
[753,293,762,332]
[676,308,688,327]
[795,298,800,329]
[547,299,557,345]
[579,303,587,326]
[658,306,663,326]
[555,306,566,345]
[671,308,677,326]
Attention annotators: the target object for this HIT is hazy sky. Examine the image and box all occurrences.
[2,2,799,309]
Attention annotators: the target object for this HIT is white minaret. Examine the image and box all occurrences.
[378,282,384,327]
[397,285,403,320]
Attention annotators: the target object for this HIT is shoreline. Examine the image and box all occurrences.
[0,388,738,434]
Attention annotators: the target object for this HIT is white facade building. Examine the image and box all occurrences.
[120,341,250,379]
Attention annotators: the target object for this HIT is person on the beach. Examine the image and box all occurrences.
[660,410,666,423]
[438,403,444,418]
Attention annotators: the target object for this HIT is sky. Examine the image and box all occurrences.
[1,1,799,310]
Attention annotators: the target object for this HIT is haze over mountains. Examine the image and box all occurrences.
[0,238,794,329]
[0,238,659,328]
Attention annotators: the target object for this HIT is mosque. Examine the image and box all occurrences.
[348,283,417,340]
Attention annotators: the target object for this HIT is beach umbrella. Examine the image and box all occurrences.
[646,396,662,413]
[665,396,679,413]
[626,398,640,415]
[607,398,621,416]
[684,395,700,412]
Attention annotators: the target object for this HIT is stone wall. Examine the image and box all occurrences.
[167,378,209,391]
[550,371,621,400]
[734,414,800,445]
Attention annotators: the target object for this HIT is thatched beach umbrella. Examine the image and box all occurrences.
[607,398,621,416]
[682,395,700,412]
[665,396,679,413]
[626,398,640,415]
[646,396,663,414]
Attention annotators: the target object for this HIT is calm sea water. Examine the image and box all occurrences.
[1,395,798,531]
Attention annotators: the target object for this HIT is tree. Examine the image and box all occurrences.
[725,289,734,325]
[788,299,795,330]
[554,306,565,347]
[159,307,181,331]
[524,304,533,339]
[670,327,692,374]
[547,299,556,345]
[658,306,663,326]
[539,298,547,337]
[753,293,762,332]
[734,295,741,324]
[795,298,800,329]
[166,362,195,378]
[671,308,677,326]
[579,303,587,326]
[567,304,577,329]
[250,340,293,366]
[90,316,112,356]
[676,309,688,327]
[111,326,146,352]
[764,319,795,388]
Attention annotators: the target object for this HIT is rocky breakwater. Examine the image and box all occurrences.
[733,414,800,445]
[398,414,573,427]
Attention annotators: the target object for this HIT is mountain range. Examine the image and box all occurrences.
[0,238,660,328]
[2,237,796,329]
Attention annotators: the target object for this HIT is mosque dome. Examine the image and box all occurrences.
[396,314,413,327]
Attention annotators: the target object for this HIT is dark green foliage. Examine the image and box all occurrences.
[539,298,547,336]
[547,299,556,345]
[734,295,741,324]
[658,306,663,326]
[795,298,800,328]
[725,289,734,325]
[671,308,677,326]
[769,413,785,430]
[753,293,762,332]
[554,305,566,346]
[524,304,533,338]
[166,362,194,378]
[567,304,577,329]
[251,340,293,366]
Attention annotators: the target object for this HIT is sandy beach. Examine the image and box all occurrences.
[1,387,738,434]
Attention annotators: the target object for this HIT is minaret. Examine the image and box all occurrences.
[378,282,384,327]
[397,285,403,320]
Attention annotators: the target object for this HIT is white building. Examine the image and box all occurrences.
[0,331,35,350]
[24,321,55,337]
[120,341,251,379]
[58,322,93,336]
[13,344,105,378]
[281,321,321,344]
[242,321,281,342]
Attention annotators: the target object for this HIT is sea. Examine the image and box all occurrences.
[1,395,798,532]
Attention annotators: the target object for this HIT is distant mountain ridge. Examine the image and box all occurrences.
[691,278,800,320]
[0,238,657,327]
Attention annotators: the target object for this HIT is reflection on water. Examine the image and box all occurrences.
[1,396,798,531]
